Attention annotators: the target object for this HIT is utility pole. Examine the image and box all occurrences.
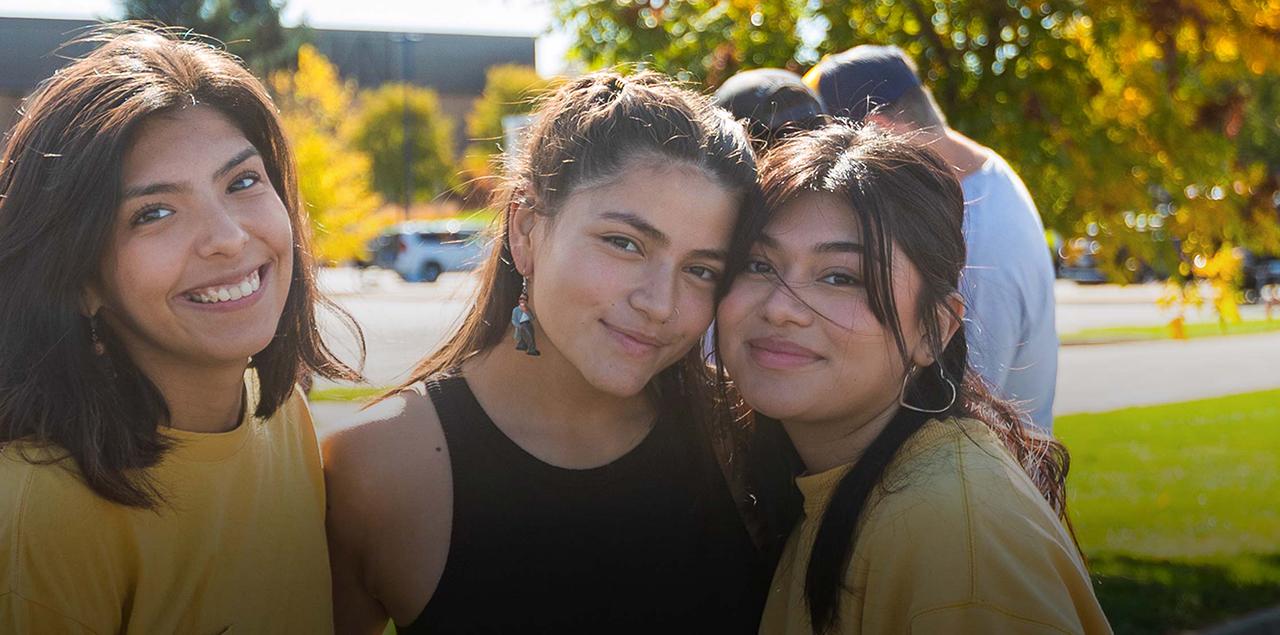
[391,32,423,220]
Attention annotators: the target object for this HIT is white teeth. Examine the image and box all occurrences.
[187,269,263,304]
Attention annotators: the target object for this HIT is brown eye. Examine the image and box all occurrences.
[228,172,260,192]
[604,235,640,253]
[820,272,861,286]
[132,205,175,226]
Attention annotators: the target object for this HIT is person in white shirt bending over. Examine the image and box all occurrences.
[805,45,1059,431]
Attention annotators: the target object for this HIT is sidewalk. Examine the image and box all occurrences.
[1054,330,1280,415]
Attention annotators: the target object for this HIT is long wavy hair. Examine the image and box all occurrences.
[0,24,363,508]
[391,69,762,516]
[719,121,1073,633]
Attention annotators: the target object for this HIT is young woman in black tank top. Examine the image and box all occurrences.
[324,71,773,633]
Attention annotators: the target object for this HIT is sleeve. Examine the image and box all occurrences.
[910,602,1090,635]
[0,590,97,634]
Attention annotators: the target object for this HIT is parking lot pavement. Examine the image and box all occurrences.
[310,269,1280,428]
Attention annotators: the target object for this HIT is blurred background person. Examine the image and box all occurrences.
[714,68,826,152]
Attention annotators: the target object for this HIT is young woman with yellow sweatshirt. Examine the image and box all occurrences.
[0,25,362,633]
[716,122,1112,634]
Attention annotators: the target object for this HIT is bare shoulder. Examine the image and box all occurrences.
[322,386,454,626]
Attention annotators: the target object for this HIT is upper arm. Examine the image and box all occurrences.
[322,391,453,632]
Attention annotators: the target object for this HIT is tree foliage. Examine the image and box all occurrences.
[462,65,557,195]
[121,0,304,74]
[350,84,459,206]
[553,0,1280,289]
[270,45,384,264]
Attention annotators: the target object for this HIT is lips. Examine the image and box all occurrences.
[179,263,270,308]
[746,336,824,370]
[602,321,667,357]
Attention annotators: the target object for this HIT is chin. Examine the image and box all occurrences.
[736,381,812,421]
[579,362,657,398]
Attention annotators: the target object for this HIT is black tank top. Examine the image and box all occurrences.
[401,372,769,634]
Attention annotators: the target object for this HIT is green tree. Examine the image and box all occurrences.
[121,0,304,73]
[351,84,459,206]
[554,0,806,86]
[270,45,384,264]
[461,65,556,194]
[552,0,1280,296]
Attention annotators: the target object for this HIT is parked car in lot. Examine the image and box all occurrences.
[361,220,489,283]
[1243,255,1280,304]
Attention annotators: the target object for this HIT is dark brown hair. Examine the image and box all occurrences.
[394,69,760,502]
[0,24,363,508]
[721,121,1071,633]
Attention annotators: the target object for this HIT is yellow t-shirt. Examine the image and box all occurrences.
[0,373,333,634]
[759,418,1112,634]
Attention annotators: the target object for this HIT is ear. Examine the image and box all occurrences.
[910,292,965,368]
[506,195,542,277]
[81,285,104,318]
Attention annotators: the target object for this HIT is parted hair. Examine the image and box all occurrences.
[0,24,362,508]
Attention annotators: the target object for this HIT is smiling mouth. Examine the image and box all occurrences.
[746,338,824,369]
[603,321,665,356]
[184,266,265,304]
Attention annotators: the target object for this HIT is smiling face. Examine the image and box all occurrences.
[718,191,932,427]
[88,106,293,375]
[513,157,737,397]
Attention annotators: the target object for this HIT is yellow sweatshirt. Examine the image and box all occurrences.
[760,418,1111,634]
[0,373,333,634]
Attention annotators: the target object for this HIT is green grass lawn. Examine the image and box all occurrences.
[1060,317,1280,345]
[310,384,388,402]
[1057,390,1280,633]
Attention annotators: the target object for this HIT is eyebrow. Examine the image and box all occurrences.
[121,146,260,200]
[815,241,864,254]
[600,210,727,261]
[599,210,669,246]
[757,233,863,254]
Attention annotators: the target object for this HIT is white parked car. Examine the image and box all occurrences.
[375,221,488,283]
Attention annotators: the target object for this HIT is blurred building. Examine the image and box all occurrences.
[0,15,536,152]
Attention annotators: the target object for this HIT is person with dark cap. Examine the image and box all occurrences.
[804,45,1059,432]
[714,68,826,149]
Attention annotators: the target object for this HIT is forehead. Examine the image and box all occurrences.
[764,191,861,249]
[562,159,738,240]
[122,106,253,181]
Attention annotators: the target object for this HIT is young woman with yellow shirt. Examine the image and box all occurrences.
[0,26,361,632]
[716,122,1112,634]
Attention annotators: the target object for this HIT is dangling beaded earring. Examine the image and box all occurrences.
[511,276,540,356]
[89,314,106,356]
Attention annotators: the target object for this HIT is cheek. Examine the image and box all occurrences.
[100,235,185,310]
[257,201,295,260]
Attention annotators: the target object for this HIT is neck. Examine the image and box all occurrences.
[915,126,989,179]
[783,397,902,474]
[466,325,655,437]
[134,354,248,434]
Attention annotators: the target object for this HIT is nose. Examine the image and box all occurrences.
[197,200,250,260]
[628,264,680,324]
[760,279,814,328]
